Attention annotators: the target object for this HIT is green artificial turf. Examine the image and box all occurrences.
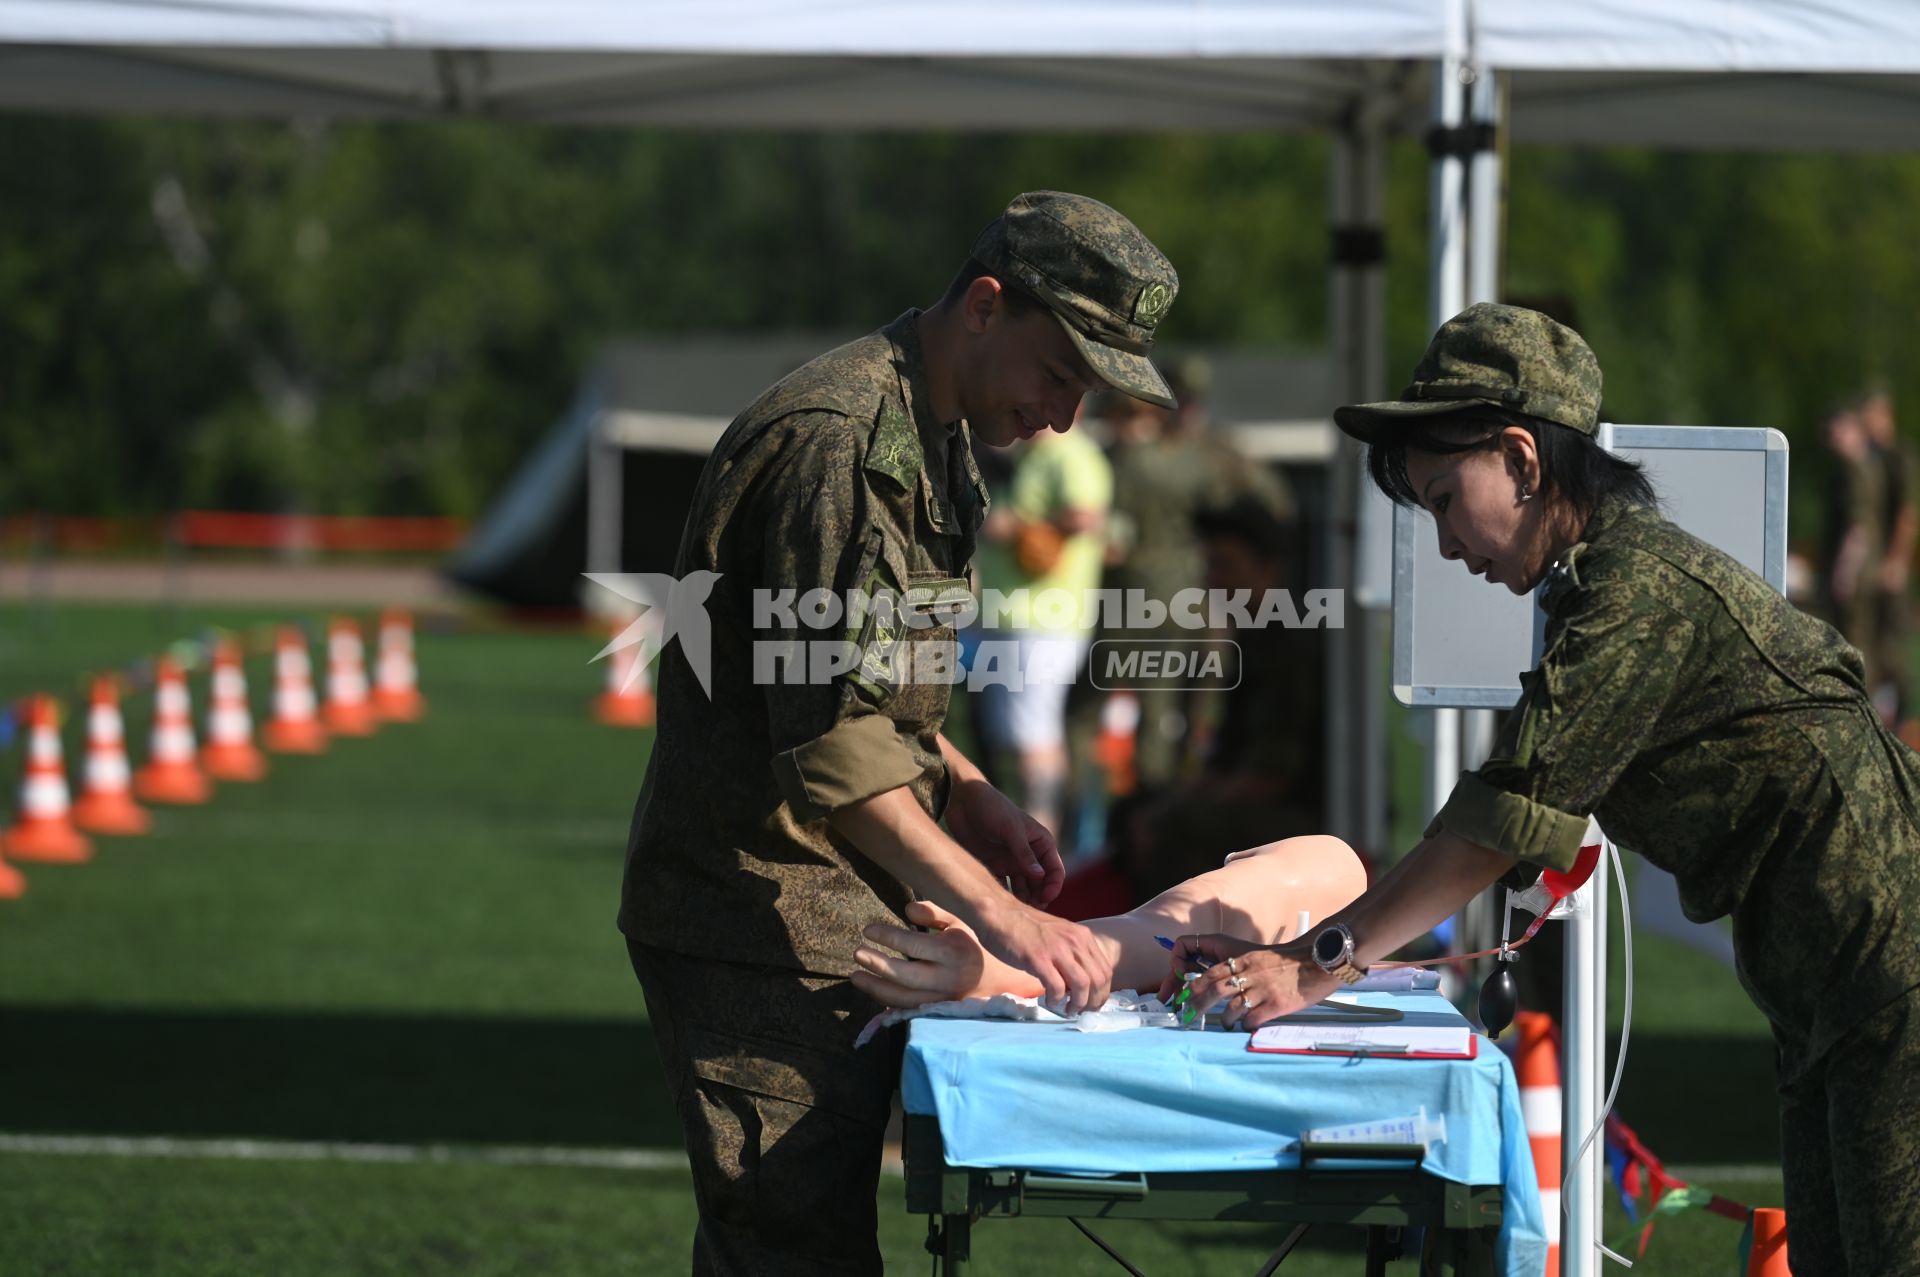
[0,1150,1780,1277]
[0,603,1788,1274]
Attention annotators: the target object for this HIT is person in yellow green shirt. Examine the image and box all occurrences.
[973,402,1113,836]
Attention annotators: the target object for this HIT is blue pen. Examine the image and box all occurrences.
[1155,934,1215,972]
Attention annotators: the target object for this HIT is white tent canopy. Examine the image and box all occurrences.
[7,1,1920,149]
[1489,0,1920,150]
[0,0,1448,130]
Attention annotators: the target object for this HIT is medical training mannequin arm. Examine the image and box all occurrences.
[1166,830,1517,1029]
[830,785,1110,1014]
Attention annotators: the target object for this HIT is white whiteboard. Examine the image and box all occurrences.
[1392,423,1789,707]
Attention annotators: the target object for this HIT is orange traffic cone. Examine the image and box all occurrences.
[1095,691,1140,796]
[324,617,378,737]
[372,609,426,722]
[201,638,268,782]
[72,676,152,836]
[134,658,214,805]
[1513,1010,1562,1276]
[0,842,24,898]
[594,616,655,728]
[5,694,93,863]
[264,626,329,754]
[1747,1208,1790,1276]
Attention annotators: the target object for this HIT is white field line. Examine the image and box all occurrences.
[1664,1163,1782,1182]
[0,1133,688,1172]
[0,1133,1760,1184]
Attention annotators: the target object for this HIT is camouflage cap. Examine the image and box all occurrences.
[970,191,1180,409]
[1334,303,1603,443]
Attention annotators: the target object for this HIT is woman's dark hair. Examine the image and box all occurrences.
[1365,409,1658,520]
[941,259,1044,316]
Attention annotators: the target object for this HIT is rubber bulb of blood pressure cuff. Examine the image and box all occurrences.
[1479,963,1518,1038]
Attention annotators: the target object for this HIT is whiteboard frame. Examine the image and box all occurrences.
[1392,423,1789,708]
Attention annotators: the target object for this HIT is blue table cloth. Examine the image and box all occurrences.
[902,988,1547,1277]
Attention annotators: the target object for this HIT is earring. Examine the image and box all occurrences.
[1519,486,1532,503]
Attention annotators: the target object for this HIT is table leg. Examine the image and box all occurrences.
[1253,1223,1311,1276]
[930,1212,971,1276]
[1427,1224,1497,1277]
[1363,1226,1390,1277]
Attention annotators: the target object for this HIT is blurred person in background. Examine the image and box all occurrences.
[1110,496,1323,901]
[1169,357,1297,525]
[971,397,1113,838]
[1862,384,1919,736]
[1093,386,1209,790]
[1086,364,1298,799]
[1821,396,1884,683]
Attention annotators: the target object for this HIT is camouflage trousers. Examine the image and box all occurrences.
[628,942,903,1276]
[1778,986,1920,1277]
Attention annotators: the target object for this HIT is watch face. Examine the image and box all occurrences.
[1312,926,1344,967]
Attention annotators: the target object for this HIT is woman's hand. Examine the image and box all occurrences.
[1157,933,1340,1031]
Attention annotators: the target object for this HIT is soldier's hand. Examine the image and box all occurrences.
[978,904,1111,1016]
[944,778,1066,906]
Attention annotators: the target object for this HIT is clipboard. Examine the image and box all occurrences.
[1262,999,1405,1026]
[1247,1015,1479,1060]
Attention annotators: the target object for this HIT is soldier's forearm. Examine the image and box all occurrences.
[829,784,1013,932]
[935,733,986,787]
[1322,832,1517,968]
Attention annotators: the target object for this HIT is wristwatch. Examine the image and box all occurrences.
[1311,923,1370,985]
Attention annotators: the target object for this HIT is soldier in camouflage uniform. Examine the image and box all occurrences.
[1169,304,1920,1277]
[619,191,1181,1275]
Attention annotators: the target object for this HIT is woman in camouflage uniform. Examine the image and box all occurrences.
[1168,303,1920,1277]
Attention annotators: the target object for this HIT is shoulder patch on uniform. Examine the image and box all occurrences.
[865,399,924,492]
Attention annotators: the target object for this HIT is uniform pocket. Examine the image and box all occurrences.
[892,573,970,705]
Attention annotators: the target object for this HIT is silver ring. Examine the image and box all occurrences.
[1227,956,1239,975]
[1230,975,1247,990]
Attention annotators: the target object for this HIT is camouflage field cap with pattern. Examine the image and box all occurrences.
[1334,302,1603,443]
[969,190,1180,410]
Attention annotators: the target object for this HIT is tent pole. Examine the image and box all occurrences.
[1326,132,1358,848]
[1424,54,1468,833]
[586,410,623,578]
[1327,103,1390,857]
[1563,824,1609,1277]
[1466,68,1503,308]
[1456,62,1506,989]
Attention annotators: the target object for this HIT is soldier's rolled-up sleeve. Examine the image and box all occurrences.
[772,713,924,824]
[1428,577,1695,871]
[752,414,923,823]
